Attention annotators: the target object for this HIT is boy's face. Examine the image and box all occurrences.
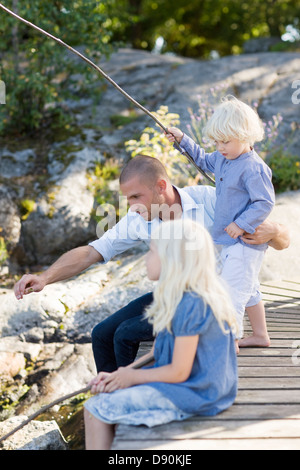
[215,139,251,160]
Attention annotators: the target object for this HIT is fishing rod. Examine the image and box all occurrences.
[0,354,154,445]
[0,2,215,185]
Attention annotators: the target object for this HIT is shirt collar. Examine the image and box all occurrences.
[174,185,199,212]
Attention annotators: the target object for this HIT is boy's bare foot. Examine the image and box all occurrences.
[238,335,271,348]
[235,339,240,354]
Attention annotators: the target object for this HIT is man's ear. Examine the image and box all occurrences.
[156,179,167,193]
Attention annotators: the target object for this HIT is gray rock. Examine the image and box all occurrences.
[243,37,282,53]
[0,416,68,450]
[0,185,21,252]
[0,148,36,179]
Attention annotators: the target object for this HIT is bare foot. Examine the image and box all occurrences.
[235,339,240,354]
[238,335,271,348]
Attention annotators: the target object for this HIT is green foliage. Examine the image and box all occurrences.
[87,159,121,222]
[0,236,8,266]
[268,151,300,193]
[125,106,203,186]
[20,199,36,220]
[0,1,299,135]
[0,0,115,135]
[104,0,300,58]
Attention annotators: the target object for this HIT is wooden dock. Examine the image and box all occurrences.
[112,280,300,450]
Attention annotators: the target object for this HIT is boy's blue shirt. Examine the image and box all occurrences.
[180,133,275,250]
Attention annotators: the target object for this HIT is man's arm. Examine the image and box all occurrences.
[240,220,290,251]
[14,246,102,300]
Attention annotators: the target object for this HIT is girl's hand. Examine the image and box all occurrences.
[100,367,136,393]
[165,127,184,144]
[89,372,111,394]
[225,222,244,239]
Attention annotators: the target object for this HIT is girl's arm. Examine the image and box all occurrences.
[97,336,199,393]
[125,344,155,369]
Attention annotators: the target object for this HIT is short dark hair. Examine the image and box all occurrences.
[119,155,170,187]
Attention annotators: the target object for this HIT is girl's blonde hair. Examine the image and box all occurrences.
[204,95,265,146]
[144,219,238,336]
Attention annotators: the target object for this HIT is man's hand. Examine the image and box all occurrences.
[225,222,244,239]
[14,273,46,300]
[240,220,290,250]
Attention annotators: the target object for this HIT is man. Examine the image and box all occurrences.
[14,155,289,371]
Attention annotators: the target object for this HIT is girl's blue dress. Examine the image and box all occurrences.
[84,292,238,427]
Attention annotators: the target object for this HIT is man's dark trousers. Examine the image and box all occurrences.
[91,292,154,372]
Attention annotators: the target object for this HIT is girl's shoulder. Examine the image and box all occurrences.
[173,292,211,336]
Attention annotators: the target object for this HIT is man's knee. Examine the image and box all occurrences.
[92,321,106,345]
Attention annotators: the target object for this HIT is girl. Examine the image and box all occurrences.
[84,219,238,450]
[167,95,275,349]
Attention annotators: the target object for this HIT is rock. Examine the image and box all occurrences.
[0,336,41,361]
[0,415,68,450]
[0,148,36,179]
[0,265,108,337]
[0,352,26,381]
[19,146,103,266]
[0,185,21,252]
[243,37,282,53]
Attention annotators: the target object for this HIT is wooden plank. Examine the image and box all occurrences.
[238,366,300,377]
[261,281,300,293]
[238,347,297,356]
[239,339,300,348]
[238,356,298,366]
[267,332,300,339]
[112,438,300,450]
[114,418,300,441]
[238,377,300,389]
[236,389,300,404]
[209,404,300,420]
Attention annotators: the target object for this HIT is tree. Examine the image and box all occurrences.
[0,0,114,134]
[107,0,300,57]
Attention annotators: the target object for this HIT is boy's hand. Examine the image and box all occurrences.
[165,127,184,144]
[225,222,244,239]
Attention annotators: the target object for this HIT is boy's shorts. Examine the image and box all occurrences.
[217,243,265,338]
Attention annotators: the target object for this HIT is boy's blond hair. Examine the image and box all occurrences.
[204,95,264,146]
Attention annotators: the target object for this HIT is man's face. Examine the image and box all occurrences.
[120,175,164,221]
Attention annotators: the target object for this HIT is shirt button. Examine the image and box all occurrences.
[220,178,223,181]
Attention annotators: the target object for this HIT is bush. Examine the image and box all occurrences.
[268,150,300,192]
[0,0,115,135]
